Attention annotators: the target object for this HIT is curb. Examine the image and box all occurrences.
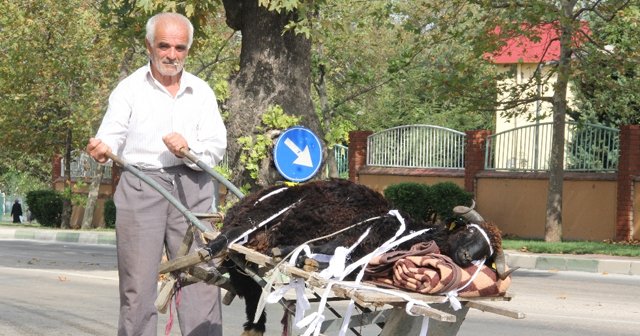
[1,228,638,276]
[0,227,116,246]
[505,250,640,276]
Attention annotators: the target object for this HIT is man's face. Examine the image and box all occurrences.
[146,20,189,77]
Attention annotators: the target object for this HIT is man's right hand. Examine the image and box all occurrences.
[86,138,112,164]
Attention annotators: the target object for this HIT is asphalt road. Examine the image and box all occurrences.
[0,240,639,336]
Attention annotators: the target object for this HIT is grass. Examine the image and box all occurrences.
[504,239,640,257]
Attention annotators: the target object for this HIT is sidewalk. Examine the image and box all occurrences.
[1,226,639,276]
[0,226,116,246]
[504,250,640,276]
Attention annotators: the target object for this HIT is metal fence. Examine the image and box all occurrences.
[367,125,466,169]
[334,144,349,178]
[61,150,113,180]
[485,121,619,172]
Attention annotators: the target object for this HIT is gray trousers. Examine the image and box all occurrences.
[114,166,222,336]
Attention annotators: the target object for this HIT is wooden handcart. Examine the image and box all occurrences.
[157,231,524,336]
[226,244,524,336]
[106,150,525,336]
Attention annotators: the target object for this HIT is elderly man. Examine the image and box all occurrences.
[87,12,226,336]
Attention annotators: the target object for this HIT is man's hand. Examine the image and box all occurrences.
[86,138,112,164]
[162,132,189,158]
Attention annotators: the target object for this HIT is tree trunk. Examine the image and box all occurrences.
[544,2,577,242]
[82,48,134,229]
[81,166,104,229]
[545,107,564,242]
[222,0,319,190]
[61,128,73,229]
[314,53,339,178]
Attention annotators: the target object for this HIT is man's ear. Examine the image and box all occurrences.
[145,38,152,53]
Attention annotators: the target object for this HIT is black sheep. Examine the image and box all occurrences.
[206,179,505,336]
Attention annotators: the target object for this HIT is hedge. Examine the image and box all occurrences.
[25,190,63,227]
[383,181,473,222]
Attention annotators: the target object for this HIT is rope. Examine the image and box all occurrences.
[164,280,182,336]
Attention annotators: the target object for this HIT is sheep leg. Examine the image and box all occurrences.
[224,259,267,335]
[271,240,341,271]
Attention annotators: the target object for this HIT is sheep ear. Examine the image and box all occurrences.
[495,251,519,280]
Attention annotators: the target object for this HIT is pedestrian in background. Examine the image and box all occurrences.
[10,199,22,223]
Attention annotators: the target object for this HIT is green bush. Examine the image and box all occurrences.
[25,190,63,227]
[383,182,434,221]
[384,182,474,222]
[104,198,116,228]
[429,182,473,220]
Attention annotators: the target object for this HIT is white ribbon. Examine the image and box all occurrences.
[297,210,434,336]
[445,291,462,311]
[255,187,289,205]
[336,212,432,336]
[229,202,298,246]
[254,209,437,336]
[296,311,325,336]
[319,226,372,279]
[336,282,433,336]
[468,223,494,256]
[444,256,486,311]
[266,277,310,326]
[288,244,312,266]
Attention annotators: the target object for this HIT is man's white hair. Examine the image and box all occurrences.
[145,12,194,49]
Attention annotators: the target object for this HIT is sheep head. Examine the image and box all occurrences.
[452,202,518,280]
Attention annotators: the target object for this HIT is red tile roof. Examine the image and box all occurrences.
[487,22,590,64]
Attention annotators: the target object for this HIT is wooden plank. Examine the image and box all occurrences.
[465,301,526,319]
[229,244,275,266]
[405,304,457,322]
[155,276,177,313]
[330,286,379,308]
[333,284,512,306]
[193,212,223,222]
[177,224,196,257]
[158,249,210,274]
[350,287,449,305]
[201,230,220,241]
[425,303,470,336]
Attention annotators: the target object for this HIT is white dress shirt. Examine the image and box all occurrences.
[95,64,227,170]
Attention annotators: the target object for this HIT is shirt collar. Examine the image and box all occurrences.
[145,62,194,96]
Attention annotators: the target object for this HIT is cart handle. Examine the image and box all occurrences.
[104,151,213,233]
[179,148,244,199]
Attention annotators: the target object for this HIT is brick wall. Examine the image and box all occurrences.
[348,131,372,183]
[616,125,640,240]
[352,126,638,242]
[464,130,491,193]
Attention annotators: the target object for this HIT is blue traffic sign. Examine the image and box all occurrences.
[273,126,323,182]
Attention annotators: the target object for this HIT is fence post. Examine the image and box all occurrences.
[348,131,373,183]
[464,130,490,193]
[616,125,640,241]
[52,154,62,182]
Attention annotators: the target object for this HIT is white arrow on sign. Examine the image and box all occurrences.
[284,137,313,167]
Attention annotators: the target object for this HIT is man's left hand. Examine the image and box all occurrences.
[162,132,189,158]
